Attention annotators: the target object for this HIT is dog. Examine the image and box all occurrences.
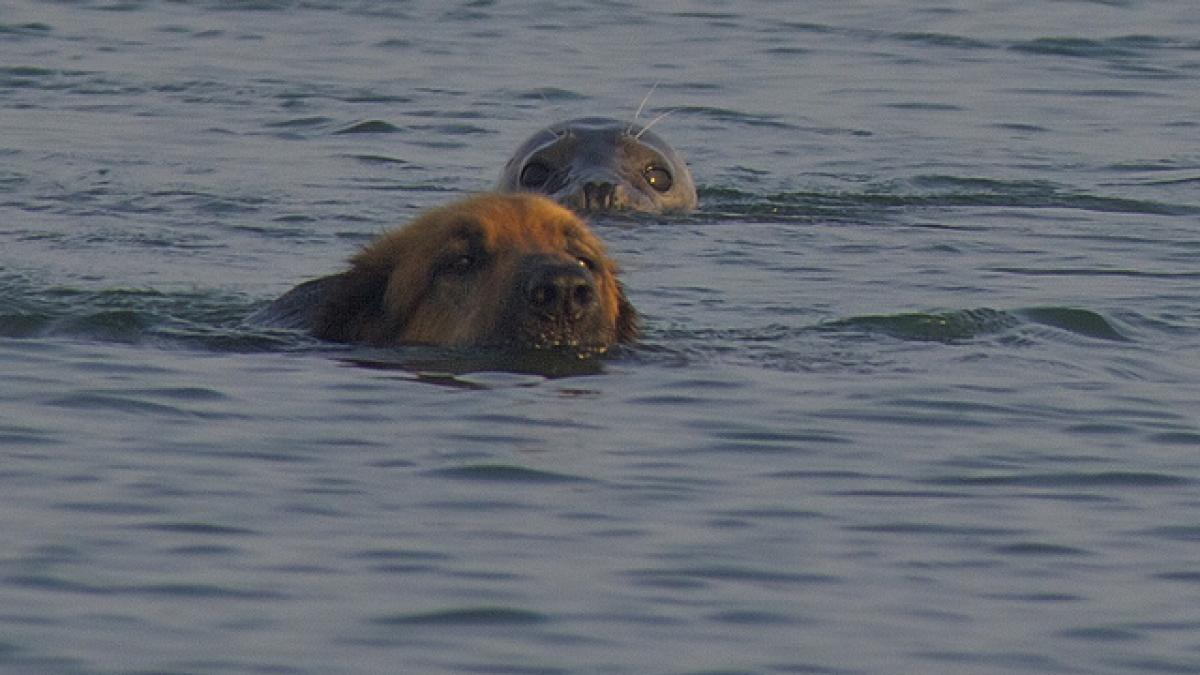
[255,193,638,352]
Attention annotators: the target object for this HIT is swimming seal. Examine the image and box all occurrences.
[498,116,697,214]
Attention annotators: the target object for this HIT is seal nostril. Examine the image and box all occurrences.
[582,181,615,210]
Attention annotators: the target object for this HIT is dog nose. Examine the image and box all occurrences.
[526,263,596,319]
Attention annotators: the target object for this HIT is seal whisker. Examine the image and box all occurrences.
[635,108,676,139]
[628,82,660,135]
[531,90,571,139]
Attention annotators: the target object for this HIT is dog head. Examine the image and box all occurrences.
[313,193,637,351]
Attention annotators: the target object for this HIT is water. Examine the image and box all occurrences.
[3,1,1200,673]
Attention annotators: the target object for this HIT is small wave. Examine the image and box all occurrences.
[895,32,995,50]
[407,122,492,135]
[405,109,487,120]
[333,119,401,134]
[47,391,204,418]
[0,285,293,351]
[671,105,798,130]
[4,574,282,599]
[821,307,1129,344]
[1,308,150,343]
[202,1,295,11]
[991,543,1093,558]
[0,23,52,38]
[635,315,1049,374]
[347,154,410,166]
[342,346,611,381]
[1012,307,1130,342]
[507,87,587,102]
[370,606,549,626]
[1007,36,1195,79]
[695,187,884,223]
[923,472,1190,488]
[125,583,285,599]
[137,521,259,536]
[0,66,61,85]
[1135,526,1200,543]
[822,308,1019,343]
[1009,35,1193,60]
[900,175,1199,215]
[625,565,841,589]
[264,116,335,131]
[702,178,1200,221]
[425,463,591,484]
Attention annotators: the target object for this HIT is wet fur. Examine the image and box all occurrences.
[272,194,637,349]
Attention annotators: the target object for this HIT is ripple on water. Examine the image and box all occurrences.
[370,606,550,626]
[989,542,1093,557]
[1009,36,1178,60]
[134,521,259,537]
[692,423,850,455]
[1057,625,1145,642]
[704,178,1200,221]
[624,565,843,591]
[820,306,1130,344]
[922,472,1192,489]
[334,120,402,134]
[425,464,593,484]
[4,574,285,600]
[47,391,212,419]
[1131,526,1200,543]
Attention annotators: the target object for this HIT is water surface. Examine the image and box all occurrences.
[3,1,1200,673]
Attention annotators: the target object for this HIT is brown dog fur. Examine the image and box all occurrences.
[286,193,636,349]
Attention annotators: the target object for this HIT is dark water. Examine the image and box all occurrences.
[4,1,1200,673]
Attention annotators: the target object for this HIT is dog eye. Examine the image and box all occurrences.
[520,162,551,188]
[575,256,596,271]
[438,254,477,276]
[644,165,673,192]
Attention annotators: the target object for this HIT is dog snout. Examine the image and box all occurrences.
[524,260,597,319]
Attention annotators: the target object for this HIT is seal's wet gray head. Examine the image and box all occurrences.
[498,117,697,214]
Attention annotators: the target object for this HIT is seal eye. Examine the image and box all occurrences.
[520,162,552,189]
[644,165,673,193]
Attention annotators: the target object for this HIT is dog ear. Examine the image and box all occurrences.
[614,282,639,343]
[251,274,340,331]
[312,264,396,344]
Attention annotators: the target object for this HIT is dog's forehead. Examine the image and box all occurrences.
[451,213,593,250]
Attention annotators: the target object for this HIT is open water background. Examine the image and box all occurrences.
[3,1,1200,673]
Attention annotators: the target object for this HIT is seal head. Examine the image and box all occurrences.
[498,117,697,214]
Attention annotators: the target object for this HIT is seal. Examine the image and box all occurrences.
[497,116,697,214]
[252,193,638,351]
